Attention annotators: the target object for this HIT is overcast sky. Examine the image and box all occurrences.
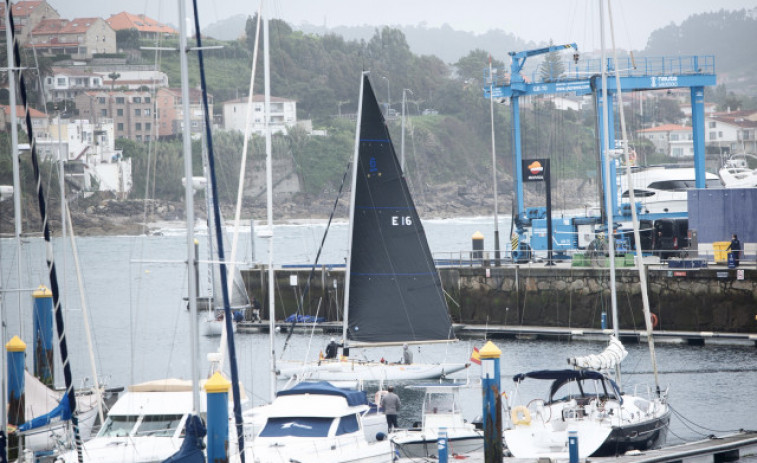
[50,0,756,50]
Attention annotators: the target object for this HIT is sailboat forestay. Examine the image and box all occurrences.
[279,73,468,381]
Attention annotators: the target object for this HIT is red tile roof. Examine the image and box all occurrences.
[32,17,106,36]
[107,12,177,34]
[1,104,47,118]
[637,124,691,133]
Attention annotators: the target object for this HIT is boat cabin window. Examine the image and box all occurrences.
[335,414,360,435]
[551,379,615,404]
[134,414,184,437]
[621,189,656,198]
[425,393,457,414]
[98,415,138,437]
[259,417,333,438]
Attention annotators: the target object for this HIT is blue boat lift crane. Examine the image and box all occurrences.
[484,44,716,258]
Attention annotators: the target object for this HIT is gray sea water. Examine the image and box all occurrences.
[1,217,756,451]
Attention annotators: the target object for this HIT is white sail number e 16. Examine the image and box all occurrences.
[392,216,413,226]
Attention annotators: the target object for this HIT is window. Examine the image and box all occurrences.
[145,122,152,131]
[718,131,723,137]
[259,417,333,438]
[98,415,137,437]
[709,121,716,128]
[672,148,683,157]
[709,131,717,140]
[98,97,106,104]
[144,108,151,116]
[135,109,141,116]
[117,123,124,131]
[117,108,123,116]
[57,77,66,86]
[136,123,142,131]
[133,415,183,437]
[100,109,107,117]
[335,415,360,436]
[670,134,679,141]
[116,97,125,104]
[136,135,142,141]
[145,97,151,103]
[133,97,142,103]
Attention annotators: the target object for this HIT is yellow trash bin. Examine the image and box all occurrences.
[713,241,730,264]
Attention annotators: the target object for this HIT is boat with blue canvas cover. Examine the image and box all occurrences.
[246,381,391,463]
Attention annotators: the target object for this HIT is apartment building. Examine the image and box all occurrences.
[75,90,155,142]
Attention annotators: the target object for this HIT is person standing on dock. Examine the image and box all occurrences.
[381,386,401,431]
[727,234,741,267]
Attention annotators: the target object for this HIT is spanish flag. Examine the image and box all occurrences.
[470,347,481,365]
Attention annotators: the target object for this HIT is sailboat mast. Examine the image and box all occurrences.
[177,0,200,414]
[341,72,367,352]
[262,5,277,401]
[599,0,621,386]
[606,0,661,393]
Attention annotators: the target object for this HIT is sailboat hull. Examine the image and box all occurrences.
[278,360,468,381]
[593,408,672,456]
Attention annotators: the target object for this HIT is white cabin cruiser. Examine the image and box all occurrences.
[620,166,721,214]
[718,154,757,188]
[390,384,482,458]
[246,381,391,463]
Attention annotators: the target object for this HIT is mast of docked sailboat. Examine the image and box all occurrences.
[177,0,200,415]
[5,1,83,460]
[598,0,621,386]
[261,1,277,402]
[189,0,246,459]
[606,0,661,395]
[341,72,367,356]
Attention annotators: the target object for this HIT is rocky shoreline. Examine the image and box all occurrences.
[0,178,596,237]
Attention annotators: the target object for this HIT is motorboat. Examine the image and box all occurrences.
[245,381,391,463]
[620,165,721,214]
[278,358,467,382]
[56,379,207,463]
[390,384,482,458]
[503,338,671,459]
[718,154,757,188]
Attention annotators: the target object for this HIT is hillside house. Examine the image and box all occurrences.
[0,0,60,45]
[74,90,154,142]
[637,124,694,158]
[107,12,178,40]
[222,95,297,135]
[29,17,115,59]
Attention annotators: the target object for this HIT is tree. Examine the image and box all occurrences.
[540,40,566,83]
[108,72,121,89]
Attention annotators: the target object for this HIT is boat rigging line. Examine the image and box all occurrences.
[189,0,245,461]
[280,161,352,356]
[5,2,83,461]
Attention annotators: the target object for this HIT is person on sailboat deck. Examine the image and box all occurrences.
[727,234,742,267]
[381,386,401,431]
[252,295,262,322]
[325,337,339,359]
[402,343,413,364]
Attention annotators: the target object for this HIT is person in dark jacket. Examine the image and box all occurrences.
[325,337,339,359]
[726,234,741,267]
[380,386,401,431]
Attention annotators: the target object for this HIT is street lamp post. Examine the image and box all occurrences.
[401,89,412,172]
[382,76,390,117]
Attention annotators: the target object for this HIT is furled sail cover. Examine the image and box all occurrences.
[568,336,628,370]
[347,75,453,343]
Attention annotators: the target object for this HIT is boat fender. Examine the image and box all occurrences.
[376,432,386,441]
[511,405,531,426]
[650,313,659,329]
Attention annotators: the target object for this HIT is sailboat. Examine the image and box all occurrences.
[502,1,671,458]
[278,73,468,382]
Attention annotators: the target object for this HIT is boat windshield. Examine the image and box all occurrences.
[424,393,457,414]
[551,378,617,404]
[259,417,334,438]
[134,414,185,437]
[98,415,138,437]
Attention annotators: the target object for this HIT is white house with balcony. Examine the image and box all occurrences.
[222,95,297,135]
[45,67,104,101]
[705,111,757,155]
[37,118,132,197]
[637,123,694,158]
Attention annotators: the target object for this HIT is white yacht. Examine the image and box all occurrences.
[718,154,757,188]
[246,381,391,463]
[620,166,722,214]
[390,384,482,458]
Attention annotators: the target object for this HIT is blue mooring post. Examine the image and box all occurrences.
[569,430,579,463]
[32,285,55,386]
[437,427,448,463]
[601,312,607,330]
[480,341,503,463]
[7,335,26,460]
[205,372,230,463]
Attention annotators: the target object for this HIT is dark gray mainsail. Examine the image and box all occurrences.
[345,75,454,343]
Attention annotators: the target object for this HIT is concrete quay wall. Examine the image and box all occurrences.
[241,265,757,333]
